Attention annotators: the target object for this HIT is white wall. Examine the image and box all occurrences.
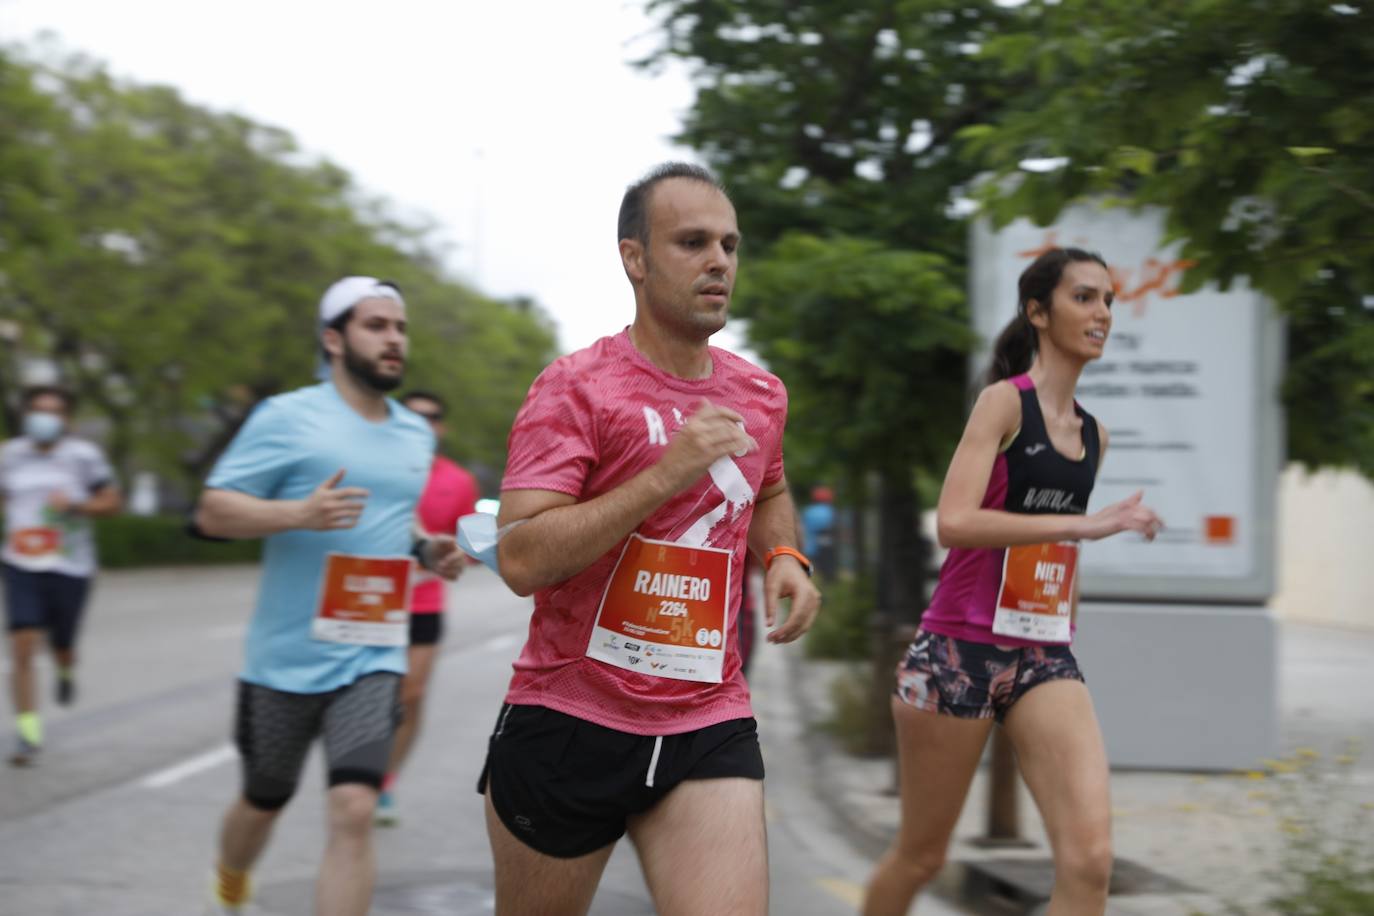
[1272,464,1374,630]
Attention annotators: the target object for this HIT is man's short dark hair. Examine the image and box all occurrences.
[21,385,75,413]
[401,389,446,418]
[319,307,354,364]
[617,162,726,245]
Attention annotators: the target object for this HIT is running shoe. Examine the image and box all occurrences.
[375,789,399,827]
[56,673,76,707]
[207,872,254,914]
[8,736,40,767]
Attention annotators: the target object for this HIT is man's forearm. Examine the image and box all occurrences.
[78,486,122,518]
[498,467,678,596]
[747,485,802,562]
[195,488,304,540]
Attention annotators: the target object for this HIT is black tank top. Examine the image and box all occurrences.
[1002,373,1100,517]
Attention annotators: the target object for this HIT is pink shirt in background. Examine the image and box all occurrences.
[412,455,479,613]
[500,330,788,736]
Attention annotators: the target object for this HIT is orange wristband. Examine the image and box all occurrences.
[764,546,813,577]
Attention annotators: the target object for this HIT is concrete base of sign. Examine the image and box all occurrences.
[1074,602,1278,771]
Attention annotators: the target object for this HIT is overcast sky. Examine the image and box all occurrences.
[0,0,758,356]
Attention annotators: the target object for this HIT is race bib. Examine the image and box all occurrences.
[311,553,414,646]
[586,534,731,683]
[9,527,63,558]
[991,541,1079,643]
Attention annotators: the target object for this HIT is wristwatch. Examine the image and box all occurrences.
[764,546,813,578]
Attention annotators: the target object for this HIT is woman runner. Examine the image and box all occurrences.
[863,247,1163,915]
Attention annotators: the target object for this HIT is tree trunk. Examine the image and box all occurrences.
[846,468,869,578]
[865,460,926,757]
[876,461,926,625]
[986,729,1023,840]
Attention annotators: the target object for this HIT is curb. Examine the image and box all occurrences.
[782,649,972,909]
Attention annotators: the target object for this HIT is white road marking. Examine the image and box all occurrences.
[134,628,521,792]
[475,633,521,653]
[206,624,245,640]
[140,743,236,789]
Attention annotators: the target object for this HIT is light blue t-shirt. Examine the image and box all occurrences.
[800,502,835,557]
[207,383,434,693]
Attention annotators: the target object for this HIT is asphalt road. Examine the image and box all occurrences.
[0,565,936,916]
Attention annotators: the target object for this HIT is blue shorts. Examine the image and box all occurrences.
[2,563,91,650]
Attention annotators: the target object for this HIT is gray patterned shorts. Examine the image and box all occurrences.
[234,671,401,809]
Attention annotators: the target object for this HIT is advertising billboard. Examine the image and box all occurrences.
[970,206,1283,603]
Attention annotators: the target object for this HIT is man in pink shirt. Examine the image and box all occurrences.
[376,390,478,825]
[479,163,822,915]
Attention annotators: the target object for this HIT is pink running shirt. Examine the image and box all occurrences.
[500,330,788,735]
[412,455,479,614]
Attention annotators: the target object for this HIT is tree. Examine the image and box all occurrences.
[645,0,1025,752]
[0,44,557,492]
[734,233,973,611]
[961,0,1374,475]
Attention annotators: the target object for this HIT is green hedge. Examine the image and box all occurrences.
[94,515,261,568]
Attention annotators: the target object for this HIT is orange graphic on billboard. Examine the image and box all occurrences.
[1204,515,1236,545]
[1018,232,1195,317]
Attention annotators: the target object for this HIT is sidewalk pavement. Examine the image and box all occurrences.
[790,620,1374,915]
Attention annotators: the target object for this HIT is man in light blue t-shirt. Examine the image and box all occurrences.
[193,276,465,916]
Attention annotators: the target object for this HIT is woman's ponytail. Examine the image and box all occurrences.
[983,313,1037,386]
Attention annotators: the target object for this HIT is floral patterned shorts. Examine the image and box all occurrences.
[894,629,1084,722]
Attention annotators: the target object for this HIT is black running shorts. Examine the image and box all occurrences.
[477,703,764,858]
[2,563,90,650]
[408,612,443,646]
[234,671,402,810]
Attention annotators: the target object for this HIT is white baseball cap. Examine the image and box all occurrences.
[319,276,404,324]
[316,276,405,379]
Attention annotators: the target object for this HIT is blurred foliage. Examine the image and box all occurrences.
[94,515,261,568]
[958,0,1374,477]
[648,0,1374,480]
[803,573,874,660]
[738,233,974,491]
[645,1,1024,615]
[0,42,557,491]
[820,663,875,755]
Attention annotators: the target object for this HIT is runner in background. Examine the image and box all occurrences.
[375,389,478,826]
[800,485,837,580]
[1,386,122,766]
[192,277,465,916]
[479,162,821,916]
[863,248,1164,916]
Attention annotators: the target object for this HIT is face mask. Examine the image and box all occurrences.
[22,412,64,444]
[457,513,526,575]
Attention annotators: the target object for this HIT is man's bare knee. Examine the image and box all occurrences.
[327,785,378,837]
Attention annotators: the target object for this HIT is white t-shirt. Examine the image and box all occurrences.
[0,437,114,577]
